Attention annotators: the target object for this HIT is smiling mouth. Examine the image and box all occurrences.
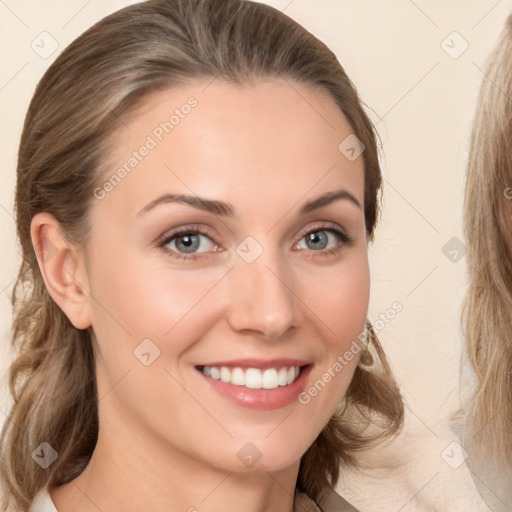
[196,365,305,389]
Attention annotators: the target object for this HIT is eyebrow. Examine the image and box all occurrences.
[137,189,362,218]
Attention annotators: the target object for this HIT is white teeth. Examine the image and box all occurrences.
[220,366,230,383]
[231,367,245,386]
[201,365,301,389]
[262,368,278,389]
[277,367,288,386]
[245,368,262,389]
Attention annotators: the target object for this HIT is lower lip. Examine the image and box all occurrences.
[198,365,312,411]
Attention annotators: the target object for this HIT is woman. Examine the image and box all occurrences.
[0,0,403,510]
[461,12,512,511]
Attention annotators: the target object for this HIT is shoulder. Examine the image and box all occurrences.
[317,487,360,512]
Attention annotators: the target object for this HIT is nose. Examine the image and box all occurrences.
[225,249,302,339]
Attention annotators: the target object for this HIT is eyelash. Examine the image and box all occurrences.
[157,222,353,261]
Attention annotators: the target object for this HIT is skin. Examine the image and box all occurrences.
[31,78,369,512]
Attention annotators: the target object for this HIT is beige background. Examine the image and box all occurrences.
[0,1,510,510]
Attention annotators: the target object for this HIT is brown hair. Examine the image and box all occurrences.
[0,0,403,510]
[461,14,512,468]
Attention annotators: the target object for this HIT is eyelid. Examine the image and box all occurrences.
[156,223,220,246]
[294,221,351,243]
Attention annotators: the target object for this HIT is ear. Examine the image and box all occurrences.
[30,212,92,330]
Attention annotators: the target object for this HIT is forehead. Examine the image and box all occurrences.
[95,78,365,219]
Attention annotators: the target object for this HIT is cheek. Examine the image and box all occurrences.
[295,253,370,408]
[86,247,234,441]
[299,253,370,347]
[87,241,229,363]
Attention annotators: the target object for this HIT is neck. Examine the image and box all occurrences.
[51,393,300,512]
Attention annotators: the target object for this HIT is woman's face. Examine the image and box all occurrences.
[84,78,370,473]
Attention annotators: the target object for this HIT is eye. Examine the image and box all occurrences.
[293,223,352,256]
[157,225,221,261]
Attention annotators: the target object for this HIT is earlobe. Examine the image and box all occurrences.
[30,212,92,330]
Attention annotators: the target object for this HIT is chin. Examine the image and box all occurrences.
[224,435,312,474]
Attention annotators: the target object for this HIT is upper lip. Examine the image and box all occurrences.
[196,358,311,369]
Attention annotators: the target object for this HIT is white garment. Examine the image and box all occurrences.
[29,489,57,512]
